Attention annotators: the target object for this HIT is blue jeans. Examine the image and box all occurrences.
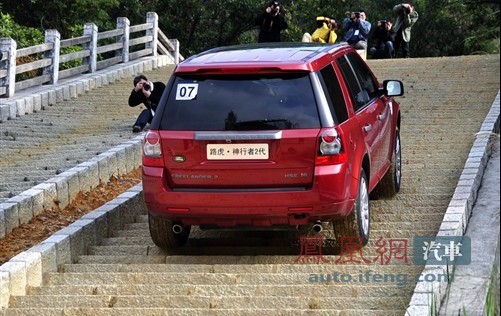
[370,41,395,59]
[133,108,153,128]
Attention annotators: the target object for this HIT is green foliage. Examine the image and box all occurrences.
[0,12,43,48]
[2,0,120,38]
[1,0,499,57]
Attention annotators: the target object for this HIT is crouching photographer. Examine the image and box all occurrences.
[369,18,396,59]
[128,74,166,133]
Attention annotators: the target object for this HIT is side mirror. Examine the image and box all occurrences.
[383,80,404,97]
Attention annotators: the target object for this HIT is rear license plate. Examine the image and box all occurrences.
[207,144,269,160]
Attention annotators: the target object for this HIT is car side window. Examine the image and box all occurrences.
[346,52,380,101]
[318,64,349,124]
[337,55,367,112]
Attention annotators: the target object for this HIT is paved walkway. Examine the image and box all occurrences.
[440,137,500,315]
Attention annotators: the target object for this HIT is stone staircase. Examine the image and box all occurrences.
[2,54,500,315]
[0,64,175,204]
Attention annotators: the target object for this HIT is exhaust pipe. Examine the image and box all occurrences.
[172,224,184,234]
[312,221,323,233]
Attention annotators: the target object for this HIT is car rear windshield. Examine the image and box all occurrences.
[159,73,321,131]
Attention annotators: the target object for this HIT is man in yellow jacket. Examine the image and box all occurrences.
[302,16,338,44]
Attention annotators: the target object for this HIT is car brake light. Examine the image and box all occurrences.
[316,128,348,165]
[143,131,164,167]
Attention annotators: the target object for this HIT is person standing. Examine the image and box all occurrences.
[255,1,288,43]
[392,3,419,58]
[342,9,371,50]
[128,74,165,133]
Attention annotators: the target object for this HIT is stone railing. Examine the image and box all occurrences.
[0,12,182,98]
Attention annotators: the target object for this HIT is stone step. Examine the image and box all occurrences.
[29,283,415,297]
[4,307,405,316]
[388,193,453,202]
[9,294,407,310]
[131,206,447,224]
[86,245,310,256]
[370,199,449,208]
[77,255,167,265]
[43,271,427,287]
[60,263,422,274]
[398,186,453,195]
[112,230,152,238]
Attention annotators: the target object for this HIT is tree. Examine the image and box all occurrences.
[1,0,499,57]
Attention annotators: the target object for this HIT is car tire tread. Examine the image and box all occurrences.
[148,214,191,248]
[371,129,401,199]
[332,169,370,247]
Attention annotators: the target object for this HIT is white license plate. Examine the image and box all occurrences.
[207,144,269,160]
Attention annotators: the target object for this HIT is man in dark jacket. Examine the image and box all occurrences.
[128,74,165,133]
[392,3,419,58]
[255,1,288,43]
[369,18,396,59]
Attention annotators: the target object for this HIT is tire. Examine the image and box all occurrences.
[371,129,402,199]
[333,169,371,246]
[148,214,191,248]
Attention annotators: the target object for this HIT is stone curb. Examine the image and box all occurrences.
[0,138,144,239]
[0,183,146,308]
[0,55,173,238]
[405,91,501,315]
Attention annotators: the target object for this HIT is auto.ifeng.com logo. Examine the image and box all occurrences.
[308,270,451,287]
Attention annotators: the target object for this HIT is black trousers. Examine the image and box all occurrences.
[394,30,410,58]
[133,109,153,128]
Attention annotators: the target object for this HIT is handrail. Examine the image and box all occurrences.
[0,12,183,98]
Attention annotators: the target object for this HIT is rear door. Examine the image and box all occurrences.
[336,53,387,186]
[157,72,322,189]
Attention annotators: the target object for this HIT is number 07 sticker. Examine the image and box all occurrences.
[176,83,199,100]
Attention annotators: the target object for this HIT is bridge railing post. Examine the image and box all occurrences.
[83,23,98,73]
[172,39,180,65]
[146,12,158,56]
[0,38,17,97]
[117,17,130,63]
[44,29,60,84]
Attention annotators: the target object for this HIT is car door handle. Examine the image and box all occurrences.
[378,112,386,120]
[363,124,372,132]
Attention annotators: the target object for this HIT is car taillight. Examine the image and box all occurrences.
[316,128,348,165]
[143,131,164,167]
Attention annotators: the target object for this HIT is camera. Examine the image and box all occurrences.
[354,12,361,19]
[379,19,387,24]
[143,83,151,91]
[404,7,411,14]
[269,1,279,15]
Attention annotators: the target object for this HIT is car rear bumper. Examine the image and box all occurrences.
[142,164,357,227]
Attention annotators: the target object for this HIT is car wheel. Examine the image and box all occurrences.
[148,214,191,248]
[333,169,370,246]
[371,129,402,199]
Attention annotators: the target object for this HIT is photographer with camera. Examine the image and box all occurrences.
[369,18,396,59]
[303,16,338,44]
[392,3,419,58]
[128,74,166,133]
[255,1,288,43]
[342,9,371,50]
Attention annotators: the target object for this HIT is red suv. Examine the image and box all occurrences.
[142,43,404,248]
